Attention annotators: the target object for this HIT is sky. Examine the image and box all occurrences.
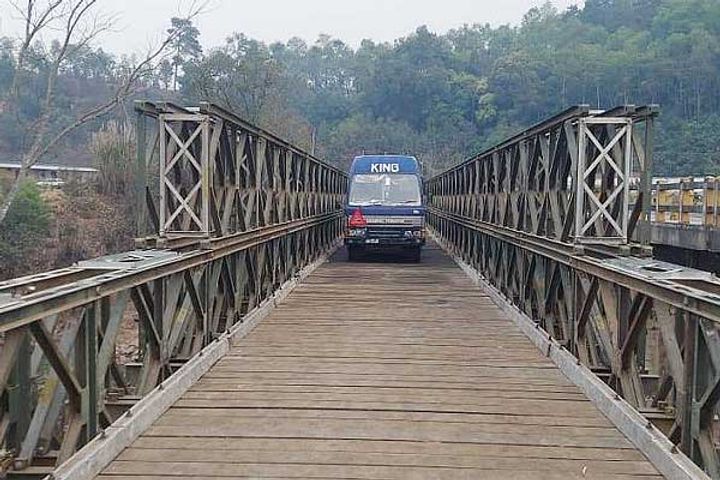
[0,0,583,55]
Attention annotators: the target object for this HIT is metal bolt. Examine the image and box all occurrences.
[646,421,653,430]
[614,393,620,401]
[671,445,678,454]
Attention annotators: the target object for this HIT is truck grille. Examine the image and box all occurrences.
[367,227,406,239]
[364,216,423,226]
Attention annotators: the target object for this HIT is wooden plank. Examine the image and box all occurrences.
[128,436,649,461]
[97,244,662,479]
[117,449,659,474]
[159,407,610,427]
[101,461,661,479]
[147,415,624,439]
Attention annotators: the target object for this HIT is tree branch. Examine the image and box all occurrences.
[0,1,208,226]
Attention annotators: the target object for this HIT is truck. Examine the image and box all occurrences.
[344,155,426,262]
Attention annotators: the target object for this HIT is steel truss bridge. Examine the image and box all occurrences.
[1,102,720,479]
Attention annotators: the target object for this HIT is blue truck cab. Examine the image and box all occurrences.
[344,155,425,262]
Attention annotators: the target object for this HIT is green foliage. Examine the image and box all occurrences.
[0,181,50,276]
[168,17,203,90]
[182,33,281,122]
[174,1,720,175]
[2,4,720,176]
[655,115,720,175]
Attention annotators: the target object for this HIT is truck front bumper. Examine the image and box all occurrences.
[344,227,425,247]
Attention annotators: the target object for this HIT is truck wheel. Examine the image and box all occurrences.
[409,246,421,263]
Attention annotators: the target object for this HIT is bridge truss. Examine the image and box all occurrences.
[3,100,720,479]
[0,102,346,476]
[427,105,720,476]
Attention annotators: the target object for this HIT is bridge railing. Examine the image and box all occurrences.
[0,102,347,475]
[428,105,720,477]
[651,177,720,227]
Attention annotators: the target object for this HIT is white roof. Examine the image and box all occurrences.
[0,162,98,173]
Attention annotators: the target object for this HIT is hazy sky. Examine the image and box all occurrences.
[0,0,583,55]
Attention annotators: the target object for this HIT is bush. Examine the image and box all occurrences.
[0,180,51,278]
[90,121,135,195]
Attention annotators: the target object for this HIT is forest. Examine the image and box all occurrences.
[1,0,720,277]
[2,0,720,174]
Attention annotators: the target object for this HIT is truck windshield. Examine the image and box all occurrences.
[348,174,421,206]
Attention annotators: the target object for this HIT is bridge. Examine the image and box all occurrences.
[1,102,719,479]
[649,178,720,270]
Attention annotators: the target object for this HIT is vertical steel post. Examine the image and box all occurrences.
[135,110,148,237]
[575,120,587,243]
[622,122,633,240]
[153,278,165,375]
[158,115,167,237]
[639,115,654,244]
[201,118,211,236]
[84,301,99,441]
[682,312,699,460]
[8,332,31,451]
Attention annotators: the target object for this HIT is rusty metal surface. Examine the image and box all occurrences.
[96,245,662,479]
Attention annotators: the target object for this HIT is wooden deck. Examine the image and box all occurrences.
[97,244,663,479]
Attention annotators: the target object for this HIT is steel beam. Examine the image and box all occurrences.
[0,101,347,475]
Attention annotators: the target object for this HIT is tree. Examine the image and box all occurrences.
[167,16,202,90]
[182,33,282,123]
[0,0,207,226]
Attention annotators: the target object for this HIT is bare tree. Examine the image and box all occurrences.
[0,0,206,225]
